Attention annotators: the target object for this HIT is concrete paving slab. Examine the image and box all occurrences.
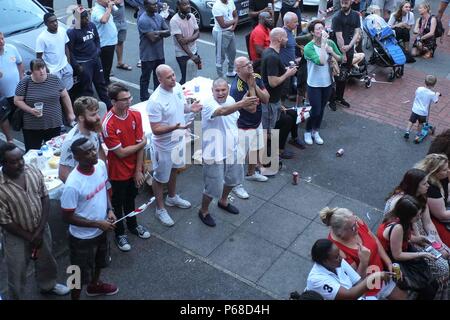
[288,222,329,259]
[270,182,336,220]
[241,171,290,201]
[214,196,266,227]
[208,230,284,283]
[238,202,310,249]
[258,251,313,299]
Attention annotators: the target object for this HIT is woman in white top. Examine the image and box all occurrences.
[388,1,415,52]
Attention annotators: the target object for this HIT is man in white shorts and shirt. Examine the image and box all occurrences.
[148,64,202,226]
[199,78,259,227]
[36,13,74,91]
[212,0,238,78]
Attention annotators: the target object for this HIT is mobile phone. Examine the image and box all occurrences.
[425,245,442,259]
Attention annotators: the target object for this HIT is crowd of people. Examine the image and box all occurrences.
[1,0,450,300]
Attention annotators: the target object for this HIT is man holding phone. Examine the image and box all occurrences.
[148,65,202,227]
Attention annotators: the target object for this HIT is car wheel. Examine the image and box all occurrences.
[190,4,202,28]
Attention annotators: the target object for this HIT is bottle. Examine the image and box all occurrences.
[37,150,46,170]
[40,144,53,159]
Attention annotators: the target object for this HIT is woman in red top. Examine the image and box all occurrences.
[320,207,406,299]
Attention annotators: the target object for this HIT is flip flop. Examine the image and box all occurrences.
[117,63,132,71]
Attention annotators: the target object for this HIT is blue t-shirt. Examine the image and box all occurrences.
[230,75,265,129]
[91,2,118,47]
[137,12,167,61]
[67,22,101,62]
[279,27,296,67]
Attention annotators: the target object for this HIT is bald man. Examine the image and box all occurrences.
[261,28,298,159]
[199,78,259,227]
[249,12,273,62]
[148,64,202,227]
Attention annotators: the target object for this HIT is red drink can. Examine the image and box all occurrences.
[336,148,344,157]
[292,171,299,185]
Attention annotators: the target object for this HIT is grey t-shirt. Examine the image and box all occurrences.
[137,12,168,61]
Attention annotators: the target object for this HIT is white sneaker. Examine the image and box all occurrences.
[304,132,313,145]
[312,131,324,145]
[232,184,249,199]
[226,71,237,77]
[155,208,175,226]
[165,194,191,209]
[42,283,70,296]
[245,172,268,182]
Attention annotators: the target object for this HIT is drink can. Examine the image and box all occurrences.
[289,61,296,67]
[392,263,401,281]
[292,171,299,185]
[194,85,200,93]
[112,4,119,12]
[336,148,344,157]
[268,3,273,10]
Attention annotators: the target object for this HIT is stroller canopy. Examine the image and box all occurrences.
[364,14,395,40]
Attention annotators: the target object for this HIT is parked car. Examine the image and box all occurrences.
[125,0,251,29]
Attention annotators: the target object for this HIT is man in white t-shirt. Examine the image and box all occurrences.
[36,13,74,91]
[170,0,201,85]
[60,137,118,300]
[59,97,106,182]
[212,0,238,77]
[199,78,259,227]
[148,64,202,226]
[404,75,440,140]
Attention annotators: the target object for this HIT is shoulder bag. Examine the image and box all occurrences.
[11,76,30,131]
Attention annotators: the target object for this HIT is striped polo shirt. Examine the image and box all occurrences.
[0,165,48,233]
[15,74,65,130]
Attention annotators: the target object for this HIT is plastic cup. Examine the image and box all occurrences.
[194,85,200,93]
[34,102,43,117]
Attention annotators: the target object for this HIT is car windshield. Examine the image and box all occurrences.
[0,0,45,37]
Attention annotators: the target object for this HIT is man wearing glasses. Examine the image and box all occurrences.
[101,82,150,252]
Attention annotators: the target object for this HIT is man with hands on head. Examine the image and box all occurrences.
[148,64,202,227]
[60,138,119,300]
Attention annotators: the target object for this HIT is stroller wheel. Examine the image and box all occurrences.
[388,71,395,82]
[365,79,372,88]
[395,67,403,78]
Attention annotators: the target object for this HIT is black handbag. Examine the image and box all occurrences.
[11,76,30,131]
[0,97,12,122]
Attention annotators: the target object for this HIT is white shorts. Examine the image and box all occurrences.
[150,144,186,184]
[238,123,265,155]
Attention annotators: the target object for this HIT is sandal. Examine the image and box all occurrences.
[116,63,132,71]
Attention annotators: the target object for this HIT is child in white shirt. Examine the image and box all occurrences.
[404,75,440,139]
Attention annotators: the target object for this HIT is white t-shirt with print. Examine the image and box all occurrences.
[212,0,236,32]
[388,12,415,27]
[60,160,109,240]
[147,83,187,151]
[35,27,69,73]
[201,95,238,162]
[306,259,361,300]
[412,86,439,116]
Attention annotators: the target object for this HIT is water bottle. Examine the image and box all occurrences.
[40,144,53,159]
[37,150,46,170]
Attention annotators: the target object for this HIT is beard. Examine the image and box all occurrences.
[84,119,102,132]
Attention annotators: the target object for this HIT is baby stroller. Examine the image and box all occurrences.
[363,14,406,81]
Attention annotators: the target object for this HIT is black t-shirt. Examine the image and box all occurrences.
[261,47,285,103]
[249,0,271,24]
[332,10,361,45]
[427,178,449,206]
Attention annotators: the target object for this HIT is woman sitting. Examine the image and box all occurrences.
[306,239,397,300]
[320,207,406,299]
[411,2,437,58]
[377,195,439,299]
[385,168,449,300]
[414,153,450,247]
[388,1,415,52]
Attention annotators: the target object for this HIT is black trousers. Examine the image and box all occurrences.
[77,58,112,109]
[331,49,354,101]
[22,127,61,151]
[100,45,115,85]
[176,56,191,85]
[140,59,165,101]
[110,179,138,237]
[275,109,298,149]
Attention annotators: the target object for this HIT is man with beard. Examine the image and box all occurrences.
[199,78,259,227]
[329,0,361,110]
[0,143,70,299]
[169,0,201,85]
[67,7,112,109]
[249,12,273,62]
[59,96,106,182]
[261,28,298,160]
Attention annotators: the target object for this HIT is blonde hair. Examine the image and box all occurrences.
[319,207,354,236]
[414,153,448,189]
[419,2,431,12]
[425,75,437,87]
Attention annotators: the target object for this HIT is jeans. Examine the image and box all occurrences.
[22,127,61,151]
[140,59,165,101]
[110,179,139,237]
[176,55,191,85]
[306,85,333,131]
[100,45,116,85]
[76,58,112,108]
